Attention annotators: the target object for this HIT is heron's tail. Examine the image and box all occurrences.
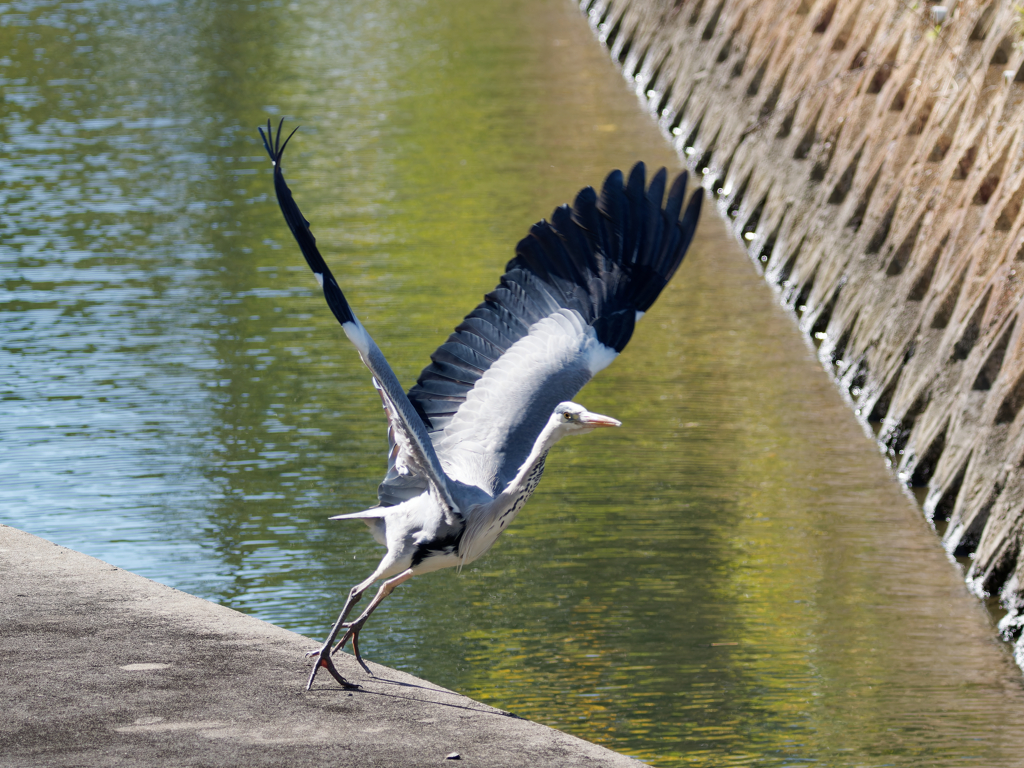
[328,508,386,521]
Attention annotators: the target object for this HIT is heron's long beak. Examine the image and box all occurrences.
[580,411,621,428]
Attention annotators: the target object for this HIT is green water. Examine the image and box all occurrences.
[4,0,1024,764]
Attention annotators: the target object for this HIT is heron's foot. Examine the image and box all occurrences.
[305,645,360,691]
[333,620,373,675]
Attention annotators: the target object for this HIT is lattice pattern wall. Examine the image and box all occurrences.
[582,0,1024,656]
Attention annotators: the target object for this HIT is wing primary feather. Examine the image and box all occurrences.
[570,185,611,261]
[643,168,668,269]
[623,162,647,264]
[504,269,564,318]
[258,119,357,327]
[514,228,559,287]
[664,170,688,223]
[646,167,667,211]
[526,224,589,314]
[536,213,584,286]
[261,119,457,513]
[550,205,600,288]
[662,187,703,287]
[598,169,626,263]
[678,188,703,256]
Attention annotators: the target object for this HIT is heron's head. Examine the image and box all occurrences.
[551,402,621,435]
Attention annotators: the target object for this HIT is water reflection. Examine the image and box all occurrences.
[4,0,1024,765]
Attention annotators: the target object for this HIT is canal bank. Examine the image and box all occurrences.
[0,525,643,767]
[581,0,1024,658]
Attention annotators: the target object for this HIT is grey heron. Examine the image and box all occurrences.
[259,119,703,690]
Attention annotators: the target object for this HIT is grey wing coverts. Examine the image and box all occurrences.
[389,164,703,501]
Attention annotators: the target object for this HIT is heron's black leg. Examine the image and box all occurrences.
[305,585,365,691]
[332,569,415,674]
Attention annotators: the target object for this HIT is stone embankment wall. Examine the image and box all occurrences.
[581,0,1024,654]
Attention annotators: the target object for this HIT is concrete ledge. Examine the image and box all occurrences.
[0,525,644,767]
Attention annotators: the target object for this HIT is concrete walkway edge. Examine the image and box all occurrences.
[0,525,646,767]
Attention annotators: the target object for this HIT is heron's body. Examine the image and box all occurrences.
[358,439,549,580]
[259,119,703,689]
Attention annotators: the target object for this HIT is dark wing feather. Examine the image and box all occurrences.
[261,121,703,508]
[260,119,457,512]
[391,163,702,499]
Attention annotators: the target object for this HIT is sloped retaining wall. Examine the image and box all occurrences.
[581,0,1024,659]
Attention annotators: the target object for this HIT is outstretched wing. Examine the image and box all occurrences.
[404,163,703,498]
[259,119,456,512]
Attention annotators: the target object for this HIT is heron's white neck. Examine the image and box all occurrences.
[503,415,569,497]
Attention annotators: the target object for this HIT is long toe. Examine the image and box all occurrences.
[332,623,373,675]
[335,626,356,655]
[305,651,324,690]
[305,639,334,688]
[349,628,373,675]
[306,648,360,691]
